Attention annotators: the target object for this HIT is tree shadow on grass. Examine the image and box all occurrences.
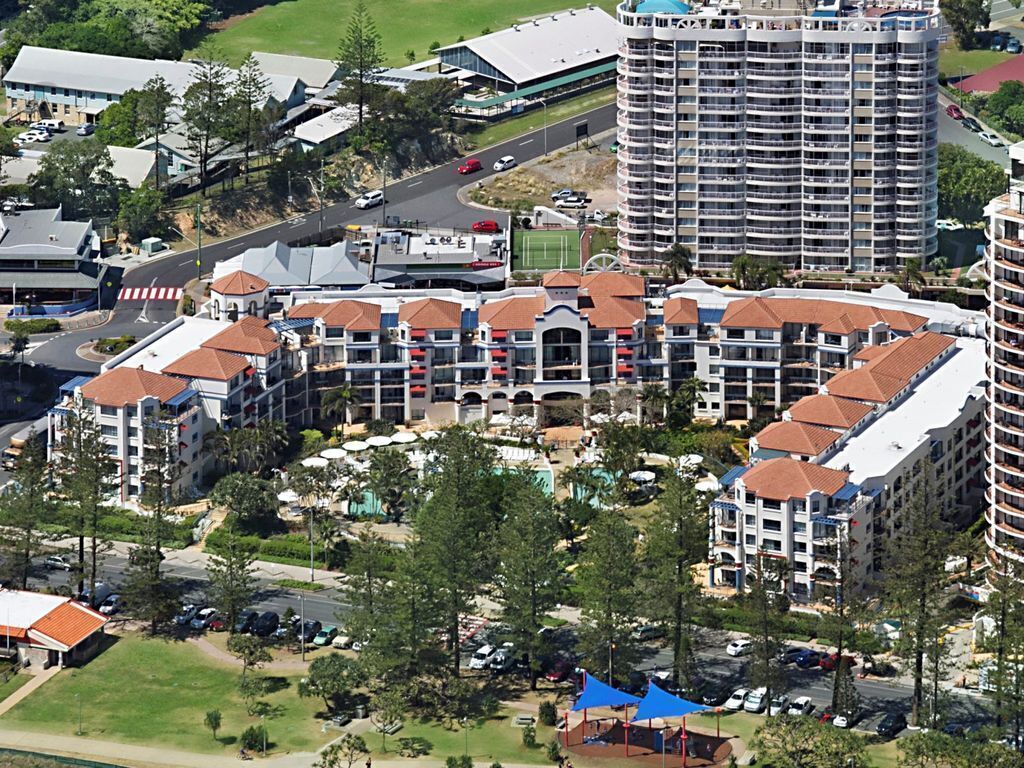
[217,735,239,746]
[262,676,290,694]
[251,701,286,720]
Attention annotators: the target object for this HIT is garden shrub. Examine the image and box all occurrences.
[538,700,557,727]
[4,318,60,334]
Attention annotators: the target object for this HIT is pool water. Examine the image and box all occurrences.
[495,466,555,495]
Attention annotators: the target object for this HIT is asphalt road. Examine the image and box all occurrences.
[938,95,1013,166]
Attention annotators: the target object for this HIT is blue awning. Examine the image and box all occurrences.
[59,375,93,393]
[698,307,725,325]
[719,465,748,487]
[571,673,641,711]
[833,482,861,501]
[269,317,315,332]
[631,680,708,722]
[646,315,664,326]
[811,515,839,527]
[866,486,884,498]
[812,8,838,16]
[164,389,196,408]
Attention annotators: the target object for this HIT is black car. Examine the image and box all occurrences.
[962,117,982,132]
[701,686,730,707]
[234,609,258,634]
[298,620,322,644]
[252,611,280,638]
[877,712,907,739]
[777,646,803,665]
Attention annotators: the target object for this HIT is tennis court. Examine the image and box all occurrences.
[513,229,582,271]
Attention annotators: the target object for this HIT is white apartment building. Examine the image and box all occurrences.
[986,141,1024,578]
[615,0,940,272]
[709,331,986,599]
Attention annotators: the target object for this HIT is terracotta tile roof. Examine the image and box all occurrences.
[741,457,849,501]
[542,271,582,288]
[853,345,890,362]
[579,296,645,329]
[825,332,954,403]
[788,395,873,429]
[209,270,269,296]
[580,272,645,297]
[479,296,546,330]
[202,316,280,356]
[663,297,699,325]
[81,367,187,408]
[720,297,927,333]
[30,601,107,650]
[754,421,841,457]
[288,300,381,331]
[398,298,461,329]
[163,348,249,382]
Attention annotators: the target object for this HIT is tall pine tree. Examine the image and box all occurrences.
[334,0,384,132]
[0,430,53,588]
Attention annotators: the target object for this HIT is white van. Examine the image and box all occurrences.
[34,119,64,132]
[469,644,497,670]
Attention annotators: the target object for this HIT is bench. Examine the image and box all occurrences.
[513,714,536,728]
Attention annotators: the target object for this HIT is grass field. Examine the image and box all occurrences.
[514,229,582,272]
[465,87,617,150]
[2,634,331,755]
[938,42,1014,80]
[189,0,619,66]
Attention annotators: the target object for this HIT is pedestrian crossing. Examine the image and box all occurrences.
[117,286,183,302]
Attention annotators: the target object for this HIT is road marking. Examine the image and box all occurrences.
[519,139,534,145]
[407,180,423,188]
[177,259,192,267]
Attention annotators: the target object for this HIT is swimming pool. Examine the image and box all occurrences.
[495,466,555,495]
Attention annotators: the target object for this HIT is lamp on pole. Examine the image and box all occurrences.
[539,98,549,156]
[300,590,306,661]
[261,714,267,755]
[75,692,82,735]
[195,202,203,281]
[461,717,469,757]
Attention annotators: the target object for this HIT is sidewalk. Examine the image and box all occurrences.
[0,666,60,718]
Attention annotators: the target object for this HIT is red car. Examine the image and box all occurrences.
[946,104,964,120]
[544,656,573,682]
[820,653,857,672]
[458,158,482,174]
[472,220,500,233]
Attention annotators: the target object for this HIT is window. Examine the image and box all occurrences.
[794,542,806,553]
[793,521,806,534]
[435,330,453,341]
[763,519,782,533]
[128,428,138,438]
[100,406,118,416]
[513,331,533,342]
[100,425,118,437]
[745,534,756,546]
[745,514,756,527]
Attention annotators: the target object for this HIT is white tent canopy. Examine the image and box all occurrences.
[277,490,300,503]
[301,456,329,468]
[342,440,370,452]
[629,470,656,484]
[320,448,347,460]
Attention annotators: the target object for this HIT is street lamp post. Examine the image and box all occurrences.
[607,642,615,683]
[75,692,82,735]
[300,590,306,661]
[539,98,548,156]
[261,714,267,755]
[461,717,469,757]
[195,202,203,281]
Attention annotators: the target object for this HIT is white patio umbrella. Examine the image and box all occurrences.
[696,479,721,493]
[391,432,418,444]
[590,412,610,424]
[678,453,703,469]
[420,430,441,440]
[489,413,512,426]
[616,410,637,423]
[342,440,370,452]
[301,456,329,468]
[629,470,656,484]
[320,448,347,460]
[277,490,300,504]
[366,435,393,448]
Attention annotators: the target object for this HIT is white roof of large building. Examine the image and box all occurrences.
[0,590,68,628]
[252,52,340,90]
[824,337,985,485]
[108,317,230,374]
[214,241,370,287]
[293,105,358,145]
[5,146,155,188]
[435,7,620,85]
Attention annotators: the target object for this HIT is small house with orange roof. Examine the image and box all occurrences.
[0,590,108,669]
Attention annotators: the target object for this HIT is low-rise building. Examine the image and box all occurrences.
[0,590,108,669]
[372,229,510,289]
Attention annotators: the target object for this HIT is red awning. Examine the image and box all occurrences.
[491,349,507,358]
[617,364,633,374]
[178,423,188,431]
[410,367,426,376]
[491,330,508,340]
[410,329,426,340]
[616,346,632,355]
[244,366,256,376]
[616,329,633,337]
[491,367,507,375]
[410,349,426,358]
[410,386,426,396]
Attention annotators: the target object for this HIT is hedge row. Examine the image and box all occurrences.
[204,528,346,569]
[4,318,61,334]
[696,603,883,654]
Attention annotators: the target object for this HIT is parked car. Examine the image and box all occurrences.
[787,696,814,716]
[99,594,122,615]
[190,608,219,630]
[832,711,858,729]
[726,639,752,657]
[34,119,63,132]
[298,620,322,644]
[252,611,280,637]
[76,123,96,136]
[724,688,748,712]
[632,624,666,642]
[609,140,619,153]
[877,712,907,739]
[586,209,611,224]
[1009,37,1022,54]
[209,618,228,632]
[174,604,201,626]
[768,694,790,717]
[743,688,769,714]
[81,582,112,608]
[458,158,482,174]
[777,646,803,664]
[945,104,964,120]
[962,116,982,132]
[544,654,574,682]
[555,196,587,209]
[991,35,1007,51]
[472,220,501,233]
[795,649,822,668]
[493,155,516,172]
[820,653,857,672]
[44,555,72,571]
[16,131,46,144]
[234,609,258,634]
[469,644,498,670]
[550,188,575,201]
[314,625,338,646]
[331,632,352,649]
[980,131,1005,148]
[354,190,384,209]
[489,643,516,673]
[936,218,965,231]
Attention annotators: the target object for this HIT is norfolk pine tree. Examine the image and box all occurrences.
[494,470,563,690]
[207,532,257,631]
[0,431,53,588]
[334,0,384,132]
[231,54,270,179]
[181,53,232,195]
[988,563,1024,745]
[746,552,789,707]
[136,75,174,190]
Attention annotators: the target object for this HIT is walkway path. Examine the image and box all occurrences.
[189,636,311,672]
[0,666,60,718]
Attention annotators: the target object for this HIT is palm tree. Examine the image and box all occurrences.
[227,428,255,473]
[747,391,769,421]
[730,254,757,290]
[898,258,926,295]
[252,419,288,470]
[9,328,28,386]
[731,255,785,291]
[639,382,670,424]
[670,377,707,427]
[202,427,230,472]
[321,384,361,427]
[661,243,694,284]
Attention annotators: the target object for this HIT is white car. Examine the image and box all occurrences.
[768,694,790,716]
[98,594,122,615]
[723,688,748,712]
[936,218,965,231]
[555,196,588,209]
[469,643,498,670]
[980,131,1005,148]
[833,713,856,728]
[354,190,384,209]
[726,639,752,657]
[787,696,814,716]
[174,604,200,625]
[493,155,516,171]
[331,633,352,649]
[743,687,769,714]
[15,131,47,144]
[489,643,516,672]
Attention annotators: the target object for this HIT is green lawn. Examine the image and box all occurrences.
[938,42,1014,80]
[513,228,582,271]
[189,0,619,66]
[2,634,332,756]
[0,673,29,704]
[466,87,617,151]
[370,710,557,765]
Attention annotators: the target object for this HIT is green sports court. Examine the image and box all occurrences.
[513,229,582,272]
